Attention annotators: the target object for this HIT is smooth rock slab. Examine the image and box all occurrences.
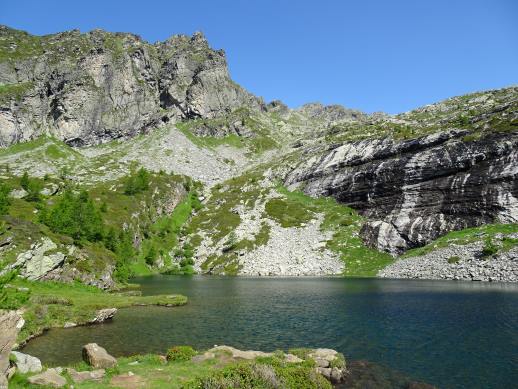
[110,372,146,389]
[10,351,42,373]
[82,343,117,368]
[208,345,272,360]
[67,368,105,383]
[27,369,66,387]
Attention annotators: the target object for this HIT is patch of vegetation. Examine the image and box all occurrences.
[482,237,498,257]
[166,346,197,362]
[9,346,336,389]
[404,223,518,257]
[0,137,50,158]
[4,279,186,344]
[447,256,461,264]
[176,107,279,155]
[0,180,10,214]
[265,197,314,228]
[124,167,150,195]
[0,82,33,103]
[40,189,104,243]
[192,358,331,389]
[0,271,30,310]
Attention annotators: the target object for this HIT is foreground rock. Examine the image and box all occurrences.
[82,343,117,368]
[205,345,347,383]
[10,351,42,374]
[27,368,66,387]
[66,368,105,383]
[379,243,518,282]
[0,311,24,389]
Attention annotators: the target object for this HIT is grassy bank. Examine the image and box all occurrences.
[3,279,187,344]
[403,223,518,257]
[10,346,335,389]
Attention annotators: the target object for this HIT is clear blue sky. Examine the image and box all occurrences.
[1,0,517,113]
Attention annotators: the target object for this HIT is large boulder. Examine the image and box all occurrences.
[27,368,66,387]
[10,351,42,374]
[0,311,24,389]
[82,343,117,368]
[9,238,65,281]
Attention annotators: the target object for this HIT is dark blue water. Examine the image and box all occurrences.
[23,276,518,389]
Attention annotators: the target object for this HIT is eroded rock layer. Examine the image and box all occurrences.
[285,130,518,253]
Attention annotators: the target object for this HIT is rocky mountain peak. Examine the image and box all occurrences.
[0,26,263,147]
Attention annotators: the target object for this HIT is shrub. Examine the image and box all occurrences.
[145,245,157,265]
[166,345,197,362]
[0,271,30,310]
[0,181,10,215]
[124,168,150,195]
[329,353,346,369]
[20,171,29,190]
[25,180,42,202]
[456,115,470,127]
[104,227,119,252]
[179,257,194,267]
[482,237,498,257]
[447,255,461,264]
[192,360,332,389]
[41,189,104,243]
[113,230,136,282]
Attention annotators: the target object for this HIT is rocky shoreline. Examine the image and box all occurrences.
[379,242,518,282]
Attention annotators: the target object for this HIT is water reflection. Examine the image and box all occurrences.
[22,276,518,389]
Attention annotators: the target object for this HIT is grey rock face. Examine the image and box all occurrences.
[0,26,262,147]
[27,368,66,387]
[296,102,367,123]
[285,130,518,253]
[0,311,24,389]
[10,238,64,280]
[10,351,42,374]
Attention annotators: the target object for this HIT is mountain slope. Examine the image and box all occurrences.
[0,25,517,282]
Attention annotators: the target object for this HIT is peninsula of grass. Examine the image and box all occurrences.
[403,223,518,257]
[4,279,187,344]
